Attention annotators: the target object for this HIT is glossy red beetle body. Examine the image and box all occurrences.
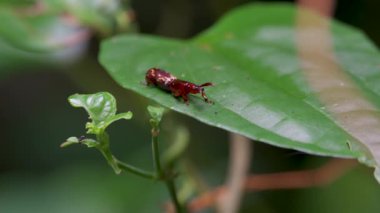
[145,68,213,104]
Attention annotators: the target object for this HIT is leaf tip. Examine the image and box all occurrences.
[60,136,79,148]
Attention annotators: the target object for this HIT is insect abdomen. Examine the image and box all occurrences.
[146,68,176,91]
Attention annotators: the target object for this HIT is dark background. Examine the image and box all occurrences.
[1,0,380,212]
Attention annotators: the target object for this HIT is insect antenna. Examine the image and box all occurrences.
[200,82,213,87]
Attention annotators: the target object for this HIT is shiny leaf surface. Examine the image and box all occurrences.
[147,105,165,124]
[68,92,117,125]
[99,3,380,180]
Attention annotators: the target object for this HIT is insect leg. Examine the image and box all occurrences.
[172,89,181,97]
[181,93,189,105]
[201,89,212,104]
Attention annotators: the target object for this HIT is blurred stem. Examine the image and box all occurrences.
[116,160,156,179]
[166,179,182,213]
[188,159,356,212]
[152,127,163,177]
[97,131,122,174]
[217,133,251,213]
[151,126,184,213]
[97,130,155,179]
[99,148,121,174]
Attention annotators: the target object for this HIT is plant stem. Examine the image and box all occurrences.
[97,131,121,174]
[116,160,156,179]
[97,130,155,179]
[152,128,163,177]
[151,127,184,213]
[166,178,183,213]
[99,148,122,174]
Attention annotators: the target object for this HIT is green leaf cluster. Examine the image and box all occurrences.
[62,92,133,174]
[68,92,132,134]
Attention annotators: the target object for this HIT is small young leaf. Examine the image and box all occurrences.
[101,111,133,129]
[60,136,80,148]
[80,138,99,148]
[147,106,165,125]
[68,92,117,125]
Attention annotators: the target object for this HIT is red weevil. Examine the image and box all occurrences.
[145,68,213,104]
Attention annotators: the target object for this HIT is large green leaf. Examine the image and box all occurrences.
[99,3,380,180]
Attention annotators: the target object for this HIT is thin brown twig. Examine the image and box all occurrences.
[216,133,251,213]
[188,159,357,212]
[298,0,335,16]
